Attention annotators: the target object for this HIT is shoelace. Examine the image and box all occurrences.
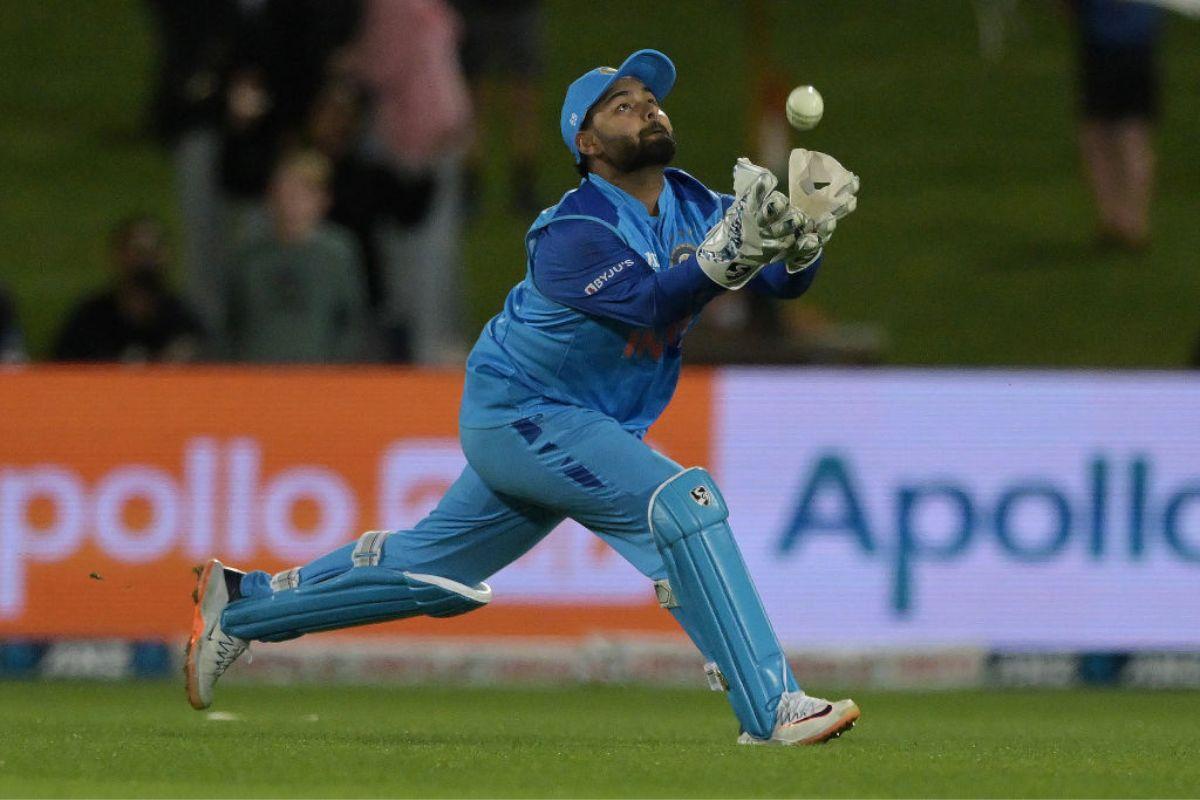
[212,634,249,679]
[775,691,832,726]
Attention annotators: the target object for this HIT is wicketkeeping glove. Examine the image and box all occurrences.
[697,158,799,290]
[785,148,860,272]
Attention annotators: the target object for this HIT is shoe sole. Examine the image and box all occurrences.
[792,704,860,745]
[739,703,861,746]
[184,559,219,710]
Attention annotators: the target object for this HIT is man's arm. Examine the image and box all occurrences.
[531,219,723,329]
[747,256,822,299]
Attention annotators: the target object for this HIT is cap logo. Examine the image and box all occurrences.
[598,67,617,74]
[569,112,579,128]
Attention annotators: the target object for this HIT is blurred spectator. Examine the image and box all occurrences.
[218,1,364,201]
[144,0,238,340]
[223,150,370,363]
[53,217,205,363]
[145,0,364,341]
[0,285,26,363]
[305,78,435,359]
[1071,0,1164,251]
[354,0,473,364]
[451,0,545,215]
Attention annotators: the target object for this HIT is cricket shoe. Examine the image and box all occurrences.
[737,691,860,746]
[185,559,249,710]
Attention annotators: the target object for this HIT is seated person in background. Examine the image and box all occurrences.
[223,149,370,363]
[0,284,26,363]
[53,216,205,363]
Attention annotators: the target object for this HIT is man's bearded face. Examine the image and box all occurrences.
[596,118,677,173]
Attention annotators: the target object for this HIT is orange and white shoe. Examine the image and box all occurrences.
[184,559,249,710]
[737,692,860,746]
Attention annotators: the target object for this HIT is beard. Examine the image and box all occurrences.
[601,124,677,173]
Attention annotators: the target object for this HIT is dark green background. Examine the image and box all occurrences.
[3,1,1198,365]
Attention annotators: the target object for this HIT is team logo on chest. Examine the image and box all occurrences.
[671,243,697,266]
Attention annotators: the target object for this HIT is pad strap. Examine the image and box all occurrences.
[653,579,679,609]
[704,661,730,692]
[270,567,301,592]
[352,530,389,567]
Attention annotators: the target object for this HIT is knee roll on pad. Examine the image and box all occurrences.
[222,566,492,643]
[648,467,795,741]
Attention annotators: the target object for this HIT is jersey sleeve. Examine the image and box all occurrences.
[530,219,722,328]
[748,256,821,298]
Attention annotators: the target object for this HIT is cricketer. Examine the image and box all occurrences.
[187,49,861,746]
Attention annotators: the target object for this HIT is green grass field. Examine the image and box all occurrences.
[4,1,1200,365]
[2,682,1198,797]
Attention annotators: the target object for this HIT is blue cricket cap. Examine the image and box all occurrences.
[560,49,676,164]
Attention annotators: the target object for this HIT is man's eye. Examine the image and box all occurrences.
[648,97,659,106]
[617,103,631,112]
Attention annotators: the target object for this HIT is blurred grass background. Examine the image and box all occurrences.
[2,1,1198,365]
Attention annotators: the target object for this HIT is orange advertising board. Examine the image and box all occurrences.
[0,367,712,640]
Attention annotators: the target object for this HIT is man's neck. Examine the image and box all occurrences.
[591,164,666,216]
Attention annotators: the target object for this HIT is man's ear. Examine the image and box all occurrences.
[576,129,600,158]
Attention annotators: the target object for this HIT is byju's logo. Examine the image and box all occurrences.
[583,259,634,295]
[776,454,1200,616]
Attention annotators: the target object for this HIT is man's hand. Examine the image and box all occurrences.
[784,149,861,272]
[788,148,859,224]
[697,159,798,290]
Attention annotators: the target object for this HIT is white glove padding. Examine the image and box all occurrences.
[788,148,860,226]
[784,149,859,273]
[760,189,806,241]
[785,215,843,273]
[785,228,824,273]
[697,158,798,290]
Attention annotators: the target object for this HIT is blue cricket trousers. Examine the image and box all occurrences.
[239,404,683,597]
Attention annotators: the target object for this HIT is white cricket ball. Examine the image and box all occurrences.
[786,85,824,131]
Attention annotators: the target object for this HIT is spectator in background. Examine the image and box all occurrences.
[1072,0,1164,251]
[144,0,238,341]
[0,285,26,363]
[54,217,205,363]
[145,0,365,342]
[305,78,434,360]
[354,0,473,364]
[223,150,370,363]
[218,0,364,203]
[451,0,545,216]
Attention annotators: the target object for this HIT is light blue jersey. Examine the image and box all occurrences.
[461,168,819,434]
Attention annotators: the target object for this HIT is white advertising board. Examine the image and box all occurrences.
[714,369,1200,650]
